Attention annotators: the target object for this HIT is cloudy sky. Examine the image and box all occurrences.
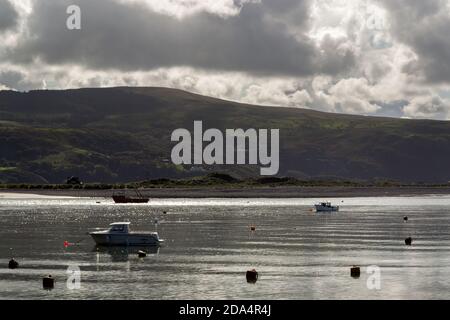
[1,0,450,119]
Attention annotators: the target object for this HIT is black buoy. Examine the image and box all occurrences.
[405,237,413,246]
[250,225,256,232]
[8,258,19,269]
[350,266,361,278]
[246,269,258,283]
[163,211,167,215]
[43,275,55,290]
[138,250,147,258]
[404,216,408,222]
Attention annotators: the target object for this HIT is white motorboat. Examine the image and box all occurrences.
[315,202,339,212]
[89,222,163,246]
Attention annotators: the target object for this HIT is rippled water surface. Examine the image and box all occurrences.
[1,194,450,300]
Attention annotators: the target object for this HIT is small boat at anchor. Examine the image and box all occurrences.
[112,195,149,203]
[89,222,163,246]
[315,202,339,212]
[112,189,149,203]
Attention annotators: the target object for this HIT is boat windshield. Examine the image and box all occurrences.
[320,202,332,207]
[110,225,126,232]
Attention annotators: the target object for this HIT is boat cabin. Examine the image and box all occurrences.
[108,222,131,234]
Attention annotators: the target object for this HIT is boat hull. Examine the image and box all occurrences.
[112,196,149,204]
[315,205,339,212]
[90,233,161,246]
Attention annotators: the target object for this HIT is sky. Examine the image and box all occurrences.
[1,0,450,120]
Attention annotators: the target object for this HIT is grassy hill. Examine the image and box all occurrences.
[1,86,450,184]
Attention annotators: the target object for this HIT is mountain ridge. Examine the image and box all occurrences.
[1,86,450,183]
[3,86,446,122]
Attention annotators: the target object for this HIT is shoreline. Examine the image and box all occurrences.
[2,186,450,198]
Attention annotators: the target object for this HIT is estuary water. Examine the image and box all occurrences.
[1,194,450,300]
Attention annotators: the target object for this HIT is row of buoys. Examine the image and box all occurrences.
[7,247,150,290]
[403,216,413,246]
[8,259,54,290]
[7,213,415,290]
[247,266,375,282]
[247,266,400,281]
[349,216,413,278]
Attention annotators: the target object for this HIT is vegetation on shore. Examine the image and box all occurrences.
[2,173,450,190]
[2,87,450,184]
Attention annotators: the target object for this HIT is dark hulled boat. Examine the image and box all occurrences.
[113,189,149,203]
[112,195,149,203]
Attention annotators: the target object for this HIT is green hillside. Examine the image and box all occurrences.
[1,87,450,183]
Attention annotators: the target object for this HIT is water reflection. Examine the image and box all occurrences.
[94,246,160,262]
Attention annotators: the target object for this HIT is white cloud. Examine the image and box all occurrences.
[115,0,251,19]
[403,95,450,119]
[1,0,450,120]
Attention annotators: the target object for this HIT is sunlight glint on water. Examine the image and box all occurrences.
[1,194,450,299]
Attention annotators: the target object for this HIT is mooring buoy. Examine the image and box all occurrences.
[43,275,55,289]
[405,237,413,246]
[8,258,19,269]
[350,266,361,278]
[246,269,258,283]
[138,250,147,258]
[404,216,408,222]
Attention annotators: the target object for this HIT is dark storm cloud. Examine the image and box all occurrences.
[7,0,354,77]
[0,0,18,31]
[378,0,450,83]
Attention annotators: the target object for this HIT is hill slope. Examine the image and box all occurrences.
[1,87,450,183]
